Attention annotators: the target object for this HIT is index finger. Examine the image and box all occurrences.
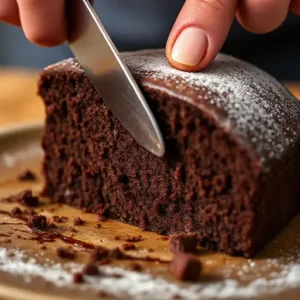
[16,0,66,47]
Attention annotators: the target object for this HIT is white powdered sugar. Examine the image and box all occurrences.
[1,247,300,299]
[47,49,300,166]
[123,50,300,165]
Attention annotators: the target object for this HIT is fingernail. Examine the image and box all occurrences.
[171,27,207,66]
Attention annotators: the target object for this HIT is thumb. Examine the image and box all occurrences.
[166,0,237,72]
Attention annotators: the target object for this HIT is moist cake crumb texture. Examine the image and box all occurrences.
[39,50,300,257]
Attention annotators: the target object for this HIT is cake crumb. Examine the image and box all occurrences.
[122,243,136,251]
[95,223,102,229]
[17,170,37,181]
[114,235,121,240]
[73,216,84,226]
[11,206,22,216]
[16,190,39,207]
[56,247,76,260]
[27,215,48,230]
[130,263,144,272]
[125,235,142,242]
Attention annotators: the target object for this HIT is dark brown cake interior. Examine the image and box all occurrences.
[39,52,300,257]
[40,67,264,257]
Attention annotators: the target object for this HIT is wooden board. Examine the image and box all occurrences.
[0,70,300,299]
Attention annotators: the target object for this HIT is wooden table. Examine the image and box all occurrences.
[0,69,299,127]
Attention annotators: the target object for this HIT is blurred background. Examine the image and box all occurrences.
[0,0,299,80]
[0,0,299,128]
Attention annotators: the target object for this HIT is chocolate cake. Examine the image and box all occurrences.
[38,49,300,257]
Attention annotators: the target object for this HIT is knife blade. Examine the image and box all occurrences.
[67,0,165,157]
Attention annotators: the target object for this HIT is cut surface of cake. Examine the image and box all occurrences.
[39,49,300,257]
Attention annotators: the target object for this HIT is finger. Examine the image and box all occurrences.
[236,0,291,34]
[0,0,21,26]
[16,0,66,47]
[166,0,238,72]
[290,0,300,15]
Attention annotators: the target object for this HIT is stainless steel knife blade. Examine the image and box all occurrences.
[67,0,165,157]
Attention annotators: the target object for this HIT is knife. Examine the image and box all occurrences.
[67,0,165,157]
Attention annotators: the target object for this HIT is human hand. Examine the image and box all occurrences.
[166,0,300,72]
[0,0,67,47]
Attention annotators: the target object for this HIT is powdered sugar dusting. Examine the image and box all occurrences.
[2,247,300,299]
[46,49,300,166]
[123,50,300,165]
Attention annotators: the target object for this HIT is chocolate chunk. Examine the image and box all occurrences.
[125,235,142,242]
[56,247,76,259]
[82,263,100,276]
[169,253,201,282]
[18,170,37,181]
[109,247,124,259]
[122,243,136,251]
[73,216,84,226]
[90,246,109,261]
[96,223,102,228]
[16,190,39,207]
[11,206,22,216]
[169,233,198,254]
[27,215,48,230]
[114,235,121,240]
[73,272,84,284]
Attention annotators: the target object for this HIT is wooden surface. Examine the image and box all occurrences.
[0,69,44,127]
[0,68,299,127]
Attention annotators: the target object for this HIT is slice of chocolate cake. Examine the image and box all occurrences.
[38,49,300,257]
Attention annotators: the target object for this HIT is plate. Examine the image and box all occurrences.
[1,123,300,300]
